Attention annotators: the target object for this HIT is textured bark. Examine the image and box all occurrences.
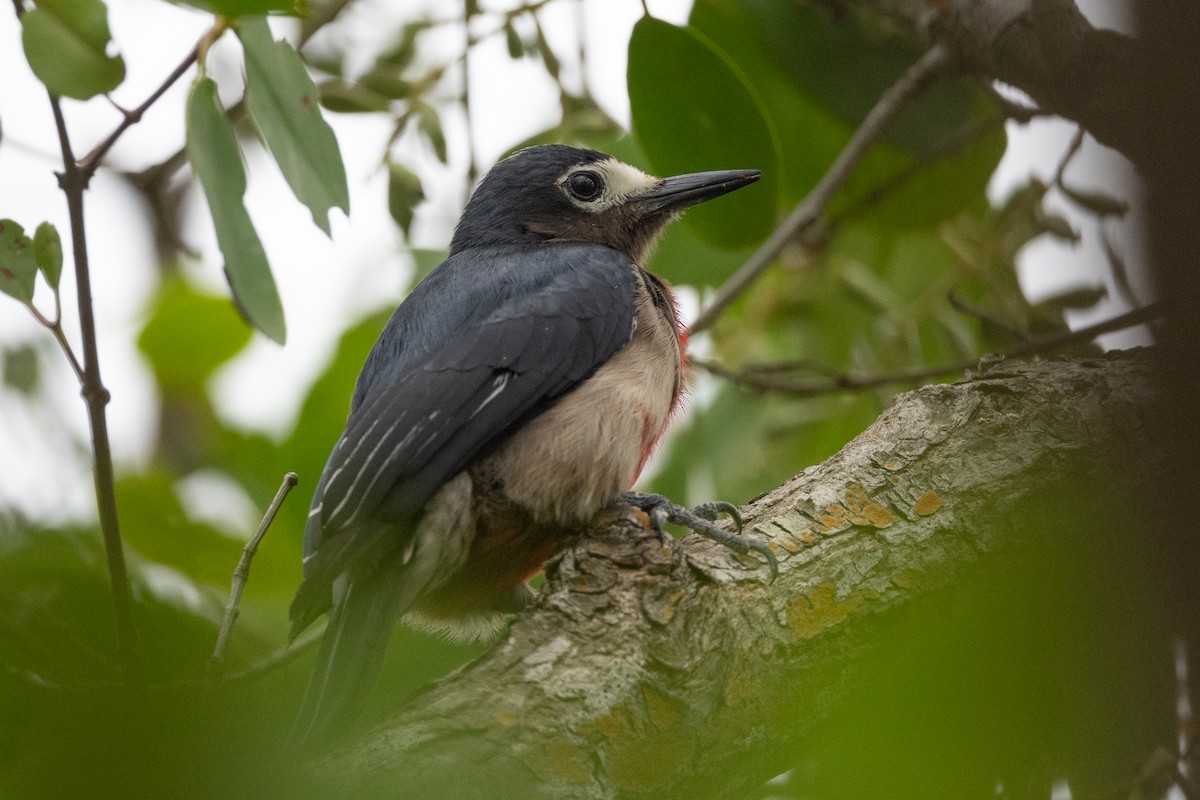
[839,0,1146,165]
[311,351,1163,799]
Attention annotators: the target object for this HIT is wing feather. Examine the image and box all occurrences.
[290,243,638,633]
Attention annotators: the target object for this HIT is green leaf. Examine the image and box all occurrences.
[32,222,63,290]
[173,0,297,16]
[628,18,780,249]
[0,219,37,303]
[3,343,40,395]
[19,0,124,100]
[358,69,412,101]
[237,17,349,236]
[386,161,424,239]
[317,79,391,114]
[137,277,254,389]
[414,102,447,163]
[186,77,287,344]
[504,19,523,59]
[688,0,1006,230]
[376,21,429,69]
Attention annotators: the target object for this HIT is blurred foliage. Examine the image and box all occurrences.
[0,0,1158,798]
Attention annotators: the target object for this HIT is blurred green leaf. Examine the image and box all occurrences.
[137,277,254,390]
[414,102,447,163]
[32,222,62,290]
[0,219,37,303]
[503,19,523,59]
[318,79,391,114]
[386,161,424,239]
[533,18,560,80]
[628,17,780,248]
[3,343,39,395]
[19,0,124,100]
[689,0,1006,229]
[186,77,287,344]
[358,69,412,101]
[238,17,349,236]
[173,0,297,16]
[376,20,429,69]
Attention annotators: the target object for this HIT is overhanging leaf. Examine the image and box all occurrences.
[628,17,779,249]
[19,0,125,100]
[386,161,424,239]
[0,219,38,303]
[137,277,254,389]
[237,17,349,236]
[186,77,286,344]
[33,222,63,290]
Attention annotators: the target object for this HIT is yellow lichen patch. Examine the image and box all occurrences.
[913,491,943,516]
[843,482,897,527]
[524,740,594,785]
[787,580,881,639]
[816,504,852,533]
[586,689,693,791]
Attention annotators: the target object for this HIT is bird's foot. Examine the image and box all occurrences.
[618,492,777,580]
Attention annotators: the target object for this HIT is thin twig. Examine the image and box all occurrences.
[76,21,222,177]
[207,472,299,684]
[223,626,324,683]
[696,302,1160,396]
[48,95,142,683]
[689,42,952,335]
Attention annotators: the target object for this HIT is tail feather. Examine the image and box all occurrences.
[288,576,394,746]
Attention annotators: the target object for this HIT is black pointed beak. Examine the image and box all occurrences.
[637,168,761,215]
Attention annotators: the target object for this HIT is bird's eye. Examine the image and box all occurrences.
[565,171,604,202]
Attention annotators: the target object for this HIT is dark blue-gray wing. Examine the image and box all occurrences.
[289,244,637,635]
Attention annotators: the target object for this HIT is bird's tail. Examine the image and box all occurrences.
[288,575,394,746]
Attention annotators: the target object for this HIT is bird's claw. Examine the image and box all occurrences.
[688,500,744,532]
[619,492,777,580]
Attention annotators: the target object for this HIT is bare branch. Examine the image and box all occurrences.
[689,43,951,335]
[47,94,141,683]
[838,0,1146,164]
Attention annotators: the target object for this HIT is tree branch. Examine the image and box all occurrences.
[311,351,1161,798]
[689,42,951,335]
[47,95,141,683]
[838,0,1146,165]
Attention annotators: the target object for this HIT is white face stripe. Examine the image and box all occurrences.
[558,157,659,212]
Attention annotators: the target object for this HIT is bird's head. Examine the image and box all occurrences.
[449,144,761,264]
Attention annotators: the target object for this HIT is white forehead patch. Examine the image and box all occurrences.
[558,157,660,212]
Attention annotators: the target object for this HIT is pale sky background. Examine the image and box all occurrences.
[0,0,1148,529]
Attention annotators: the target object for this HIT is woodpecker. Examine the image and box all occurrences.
[289,144,766,741]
